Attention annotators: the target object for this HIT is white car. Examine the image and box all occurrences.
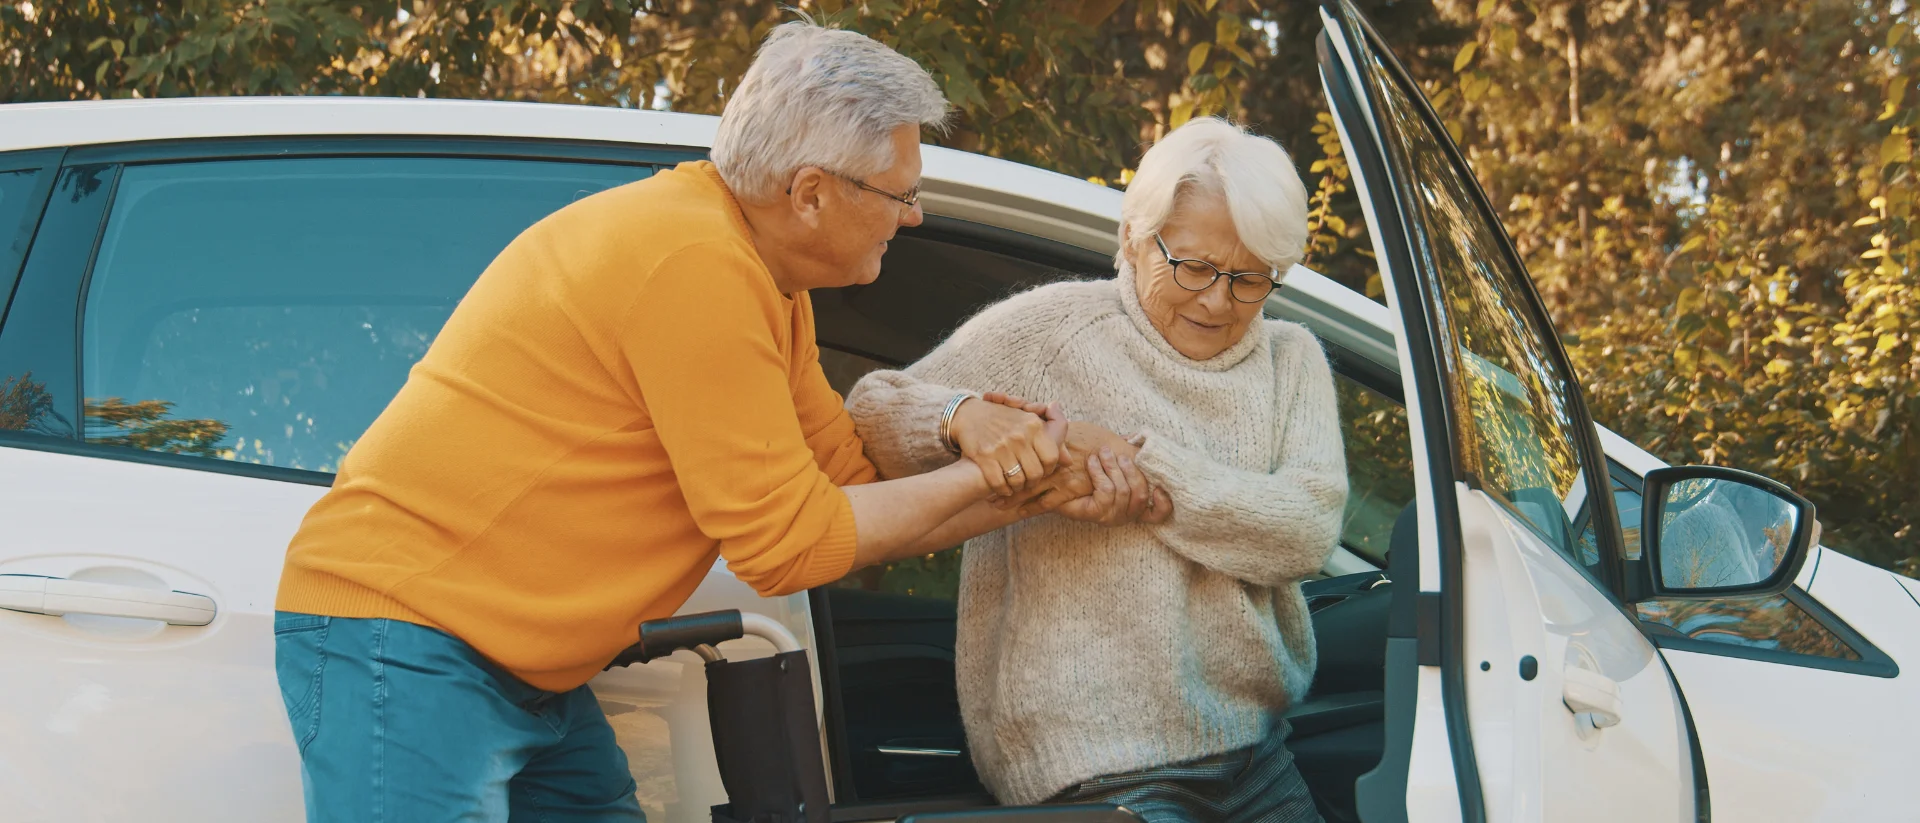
[0,3,1913,822]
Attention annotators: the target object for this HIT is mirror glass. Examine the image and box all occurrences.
[1655,477,1800,591]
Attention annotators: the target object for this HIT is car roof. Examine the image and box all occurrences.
[0,97,1124,249]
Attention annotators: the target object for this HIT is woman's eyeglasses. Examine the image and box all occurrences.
[1154,235,1280,304]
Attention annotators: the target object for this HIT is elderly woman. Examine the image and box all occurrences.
[846,117,1348,822]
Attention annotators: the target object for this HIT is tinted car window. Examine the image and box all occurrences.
[0,166,47,312]
[1355,37,1601,576]
[1336,375,1413,563]
[79,157,650,471]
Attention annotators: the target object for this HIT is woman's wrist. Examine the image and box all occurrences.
[938,392,975,454]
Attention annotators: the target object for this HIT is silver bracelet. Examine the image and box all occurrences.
[938,391,974,455]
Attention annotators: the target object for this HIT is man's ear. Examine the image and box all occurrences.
[785,166,831,228]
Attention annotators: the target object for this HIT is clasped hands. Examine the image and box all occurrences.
[947,392,1172,526]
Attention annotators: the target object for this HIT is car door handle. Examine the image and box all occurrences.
[0,574,217,626]
[1562,666,1622,728]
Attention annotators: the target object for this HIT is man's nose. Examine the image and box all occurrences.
[900,201,924,228]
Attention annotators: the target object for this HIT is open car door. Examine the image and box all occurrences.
[1317,3,1698,821]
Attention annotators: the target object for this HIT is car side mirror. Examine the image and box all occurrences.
[1641,465,1817,598]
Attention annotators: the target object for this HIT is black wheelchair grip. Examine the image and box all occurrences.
[606,610,745,669]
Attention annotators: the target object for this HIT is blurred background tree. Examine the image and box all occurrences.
[3,0,1913,575]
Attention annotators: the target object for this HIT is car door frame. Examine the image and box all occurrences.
[1316,2,1690,820]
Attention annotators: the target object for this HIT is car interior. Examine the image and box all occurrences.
[807,217,1406,823]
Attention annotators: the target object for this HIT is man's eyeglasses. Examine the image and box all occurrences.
[788,168,921,211]
[1154,234,1281,304]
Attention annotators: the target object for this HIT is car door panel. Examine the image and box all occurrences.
[1321,1,1695,820]
[1659,547,1915,821]
[0,446,322,822]
[1460,489,1690,822]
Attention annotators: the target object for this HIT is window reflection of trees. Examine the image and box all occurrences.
[1336,378,1414,562]
[1364,51,1586,563]
[1636,595,1859,661]
[3,371,232,455]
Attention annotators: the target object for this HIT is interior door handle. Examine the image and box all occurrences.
[1562,666,1622,728]
[874,746,962,758]
[0,574,216,626]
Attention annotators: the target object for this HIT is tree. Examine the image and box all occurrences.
[1428,0,1918,574]
[6,0,1912,574]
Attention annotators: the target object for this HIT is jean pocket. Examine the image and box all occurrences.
[274,613,331,753]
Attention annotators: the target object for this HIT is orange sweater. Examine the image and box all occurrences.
[276,161,875,692]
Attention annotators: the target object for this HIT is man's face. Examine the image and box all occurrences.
[817,124,924,287]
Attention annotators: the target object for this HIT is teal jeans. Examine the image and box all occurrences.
[275,611,646,823]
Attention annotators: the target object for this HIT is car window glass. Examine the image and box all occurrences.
[1354,39,1599,576]
[0,167,45,299]
[1,168,40,254]
[1336,375,1413,563]
[80,157,650,471]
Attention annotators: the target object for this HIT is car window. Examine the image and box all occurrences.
[77,157,650,472]
[1355,42,1603,578]
[1336,374,1413,563]
[1599,475,1862,661]
[0,166,47,308]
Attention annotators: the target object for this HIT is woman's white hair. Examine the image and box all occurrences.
[1118,117,1310,274]
[712,20,951,202]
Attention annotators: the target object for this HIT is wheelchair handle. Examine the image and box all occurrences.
[606,609,802,669]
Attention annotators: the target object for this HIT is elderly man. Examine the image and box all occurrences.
[272,22,1059,822]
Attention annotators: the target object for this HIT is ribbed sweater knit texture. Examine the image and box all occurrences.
[844,264,1349,805]
[277,161,874,692]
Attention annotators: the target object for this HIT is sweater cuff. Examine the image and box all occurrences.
[788,489,861,593]
[1133,427,1199,492]
[848,371,965,479]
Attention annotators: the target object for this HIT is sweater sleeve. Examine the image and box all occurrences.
[844,281,1094,479]
[621,243,858,597]
[1134,326,1349,586]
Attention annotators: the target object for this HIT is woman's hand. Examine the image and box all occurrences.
[979,398,1172,524]
[1051,448,1174,526]
[948,395,1067,496]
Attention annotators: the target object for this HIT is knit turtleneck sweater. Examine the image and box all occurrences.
[843,263,1349,805]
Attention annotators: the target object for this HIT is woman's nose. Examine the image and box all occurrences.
[1196,277,1234,313]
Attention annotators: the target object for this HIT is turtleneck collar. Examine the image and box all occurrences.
[1114,258,1268,373]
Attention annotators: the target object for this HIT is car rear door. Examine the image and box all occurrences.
[0,136,792,823]
[1318,3,1695,821]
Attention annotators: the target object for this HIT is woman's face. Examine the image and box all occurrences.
[1128,193,1271,361]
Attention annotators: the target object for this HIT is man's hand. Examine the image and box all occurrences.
[948,394,1068,496]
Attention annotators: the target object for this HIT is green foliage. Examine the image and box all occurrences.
[5,0,1914,575]
[1431,0,1919,575]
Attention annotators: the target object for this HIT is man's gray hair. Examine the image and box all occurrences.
[712,20,951,202]
[1118,117,1309,275]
